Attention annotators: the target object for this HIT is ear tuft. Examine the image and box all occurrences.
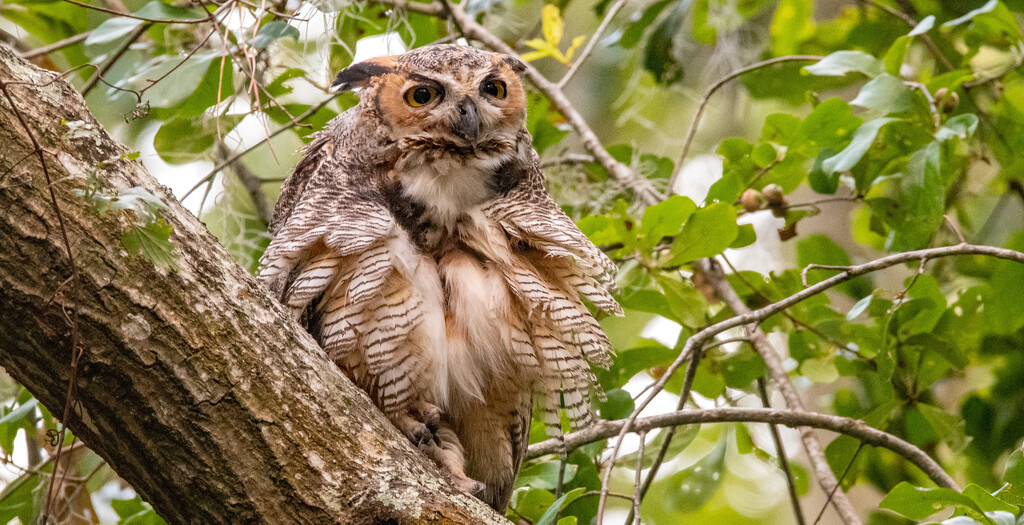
[501,56,527,76]
[330,57,397,92]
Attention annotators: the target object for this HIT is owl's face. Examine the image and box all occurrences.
[332,45,528,151]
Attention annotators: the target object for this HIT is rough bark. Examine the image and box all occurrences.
[0,44,507,525]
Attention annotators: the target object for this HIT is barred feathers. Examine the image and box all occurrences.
[484,163,622,436]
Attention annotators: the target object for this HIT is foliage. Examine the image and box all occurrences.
[2,0,1024,524]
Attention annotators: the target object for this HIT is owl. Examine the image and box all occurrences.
[259,44,621,512]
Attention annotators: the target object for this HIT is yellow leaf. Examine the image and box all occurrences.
[542,5,564,48]
[563,35,586,63]
[520,50,549,62]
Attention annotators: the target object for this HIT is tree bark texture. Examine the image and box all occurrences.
[0,44,507,525]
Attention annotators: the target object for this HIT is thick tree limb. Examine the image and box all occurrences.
[0,44,506,525]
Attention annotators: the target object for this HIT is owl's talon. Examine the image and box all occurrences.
[409,400,441,434]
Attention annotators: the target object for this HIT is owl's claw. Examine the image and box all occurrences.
[418,440,485,496]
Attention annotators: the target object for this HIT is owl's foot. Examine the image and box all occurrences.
[419,430,485,496]
[392,400,442,446]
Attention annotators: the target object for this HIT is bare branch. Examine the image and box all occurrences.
[59,0,233,24]
[759,378,806,525]
[527,407,957,490]
[697,259,862,525]
[81,22,151,96]
[540,153,596,169]
[182,94,339,201]
[18,32,91,60]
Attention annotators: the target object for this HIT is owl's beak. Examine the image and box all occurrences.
[453,97,480,143]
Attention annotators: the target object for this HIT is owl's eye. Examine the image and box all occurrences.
[481,80,506,99]
[404,85,440,107]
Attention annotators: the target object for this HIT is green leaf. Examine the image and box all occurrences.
[536,488,586,525]
[888,141,944,251]
[851,74,914,115]
[884,36,912,76]
[803,51,884,78]
[515,461,578,490]
[652,438,727,513]
[639,195,697,251]
[0,398,37,426]
[620,0,672,48]
[942,0,998,28]
[729,223,756,249]
[654,275,708,328]
[916,402,968,451]
[822,118,899,174]
[512,488,556,522]
[122,218,177,269]
[619,425,699,468]
[85,17,144,47]
[770,0,814,55]
[936,114,980,142]
[667,202,738,264]
[0,471,42,524]
[691,0,717,44]
[846,294,872,321]
[962,484,1018,514]
[983,232,1024,334]
[643,2,684,83]
[251,21,300,49]
[133,1,205,21]
[792,98,863,157]
[909,15,936,36]
[720,344,766,388]
[153,115,242,164]
[1001,449,1024,505]
[880,482,993,524]
[598,388,634,420]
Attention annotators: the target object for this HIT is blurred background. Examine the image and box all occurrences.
[1,0,1023,523]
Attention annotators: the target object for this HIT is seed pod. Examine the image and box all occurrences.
[941,92,960,113]
[741,189,767,212]
[762,184,785,205]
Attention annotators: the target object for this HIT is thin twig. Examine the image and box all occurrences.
[631,430,646,525]
[182,94,339,201]
[19,32,91,60]
[81,22,152,96]
[858,0,954,71]
[666,55,823,197]
[557,0,627,89]
[622,348,702,525]
[758,378,806,525]
[0,79,83,525]
[59,0,230,24]
[540,153,596,169]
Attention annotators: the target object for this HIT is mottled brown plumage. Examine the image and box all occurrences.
[259,44,621,512]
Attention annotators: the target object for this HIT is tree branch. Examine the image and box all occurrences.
[698,258,862,525]
[527,406,957,490]
[0,44,505,525]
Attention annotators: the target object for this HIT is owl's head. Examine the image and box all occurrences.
[331,45,528,151]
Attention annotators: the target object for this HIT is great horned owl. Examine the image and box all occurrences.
[259,44,621,512]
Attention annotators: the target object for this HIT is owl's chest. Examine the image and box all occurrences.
[395,209,533,407]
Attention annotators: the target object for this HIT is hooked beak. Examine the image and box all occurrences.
[453,97,480,143]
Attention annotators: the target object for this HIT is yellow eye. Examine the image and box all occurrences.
[481,79,506,99]
[404,85,439,107]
